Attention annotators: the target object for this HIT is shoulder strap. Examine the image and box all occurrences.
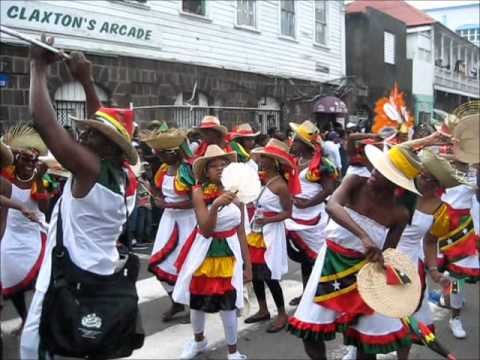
[55,199,65,253]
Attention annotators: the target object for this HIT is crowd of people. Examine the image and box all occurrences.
[0,36,478,360]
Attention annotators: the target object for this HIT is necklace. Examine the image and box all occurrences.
[16,169,37,183]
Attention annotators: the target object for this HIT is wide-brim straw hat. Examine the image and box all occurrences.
[195,116,228,135]
[1,125,48,156]
[70,109,138,165]
[453,113,479,165]
[140,128,187,151]
[365,144,421,195]
[230,123,260,139]
[420,149,466,188]
[192,144,237,180]
[289,120,321,148]
[0,142,13,168]
[357,248,421,318]
[251,138,296,169]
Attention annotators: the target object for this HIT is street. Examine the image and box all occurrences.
[2,246,478,360]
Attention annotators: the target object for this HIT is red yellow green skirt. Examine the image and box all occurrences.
[190,238,236,313]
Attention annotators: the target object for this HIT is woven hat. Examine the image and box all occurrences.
[251,138,296,169]
[365,144,421,195]
[420,149,466,188]
[230,123,260,140]
[70,107,138,165]
[453,113,479,165]
[289,120,321,148]
[433,109,460,137]
[195,116,228,135]
[140,128,187,151]
[0,142,13,168]
[2,125,48,156]
[357,248,421,318]
[39,152,70,178]
[192,144,237,180]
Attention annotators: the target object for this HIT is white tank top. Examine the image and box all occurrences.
[36,177,127,292]
[441,185,474,210]
[397,209,434,263]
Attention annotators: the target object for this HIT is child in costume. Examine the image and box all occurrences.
[172,145,252,360]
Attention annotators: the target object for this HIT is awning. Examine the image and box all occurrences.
[313,96,348,114]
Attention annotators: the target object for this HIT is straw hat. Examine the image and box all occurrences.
[230,123,260,140]
[433,109,460,137]
[192,144,237,180]
[70,107,138,165]
[195,116,228,135]
[0,142,13,168]
[365,144,421,195]
[2,125,48,156]
[289,120,320,148]
[140,128,187,151]
[452,113,479,165]
[357,248,421,318]
[251,138,296,169]
[420,149,466,188]
[39,152,70,178]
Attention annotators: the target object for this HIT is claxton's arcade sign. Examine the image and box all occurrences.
[1,0,159,48]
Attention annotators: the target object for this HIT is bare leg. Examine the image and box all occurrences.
[303,339,326,360]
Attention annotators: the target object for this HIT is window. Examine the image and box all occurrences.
[314,1,327,45]
[182,0,206,17]
[384,32,395,64]
[280,0,295,38]
[237,0,256,28]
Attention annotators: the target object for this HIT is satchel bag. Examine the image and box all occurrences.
[39,200,144,359]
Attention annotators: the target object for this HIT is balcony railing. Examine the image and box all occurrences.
[434,66,480,97]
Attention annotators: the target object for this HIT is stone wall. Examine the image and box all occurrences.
[1,44,331,132]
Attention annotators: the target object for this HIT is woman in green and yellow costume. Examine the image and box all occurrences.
[141,126,197,322]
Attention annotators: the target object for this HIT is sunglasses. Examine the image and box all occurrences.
[158,149,179,156]
[16,152,39,162]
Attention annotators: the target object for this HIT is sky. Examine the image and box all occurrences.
[405,0,479,10]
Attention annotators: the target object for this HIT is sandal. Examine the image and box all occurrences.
[244,312,271,324]
[266,321,287,333]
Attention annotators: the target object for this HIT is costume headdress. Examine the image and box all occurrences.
[2,125,48,156]
[372,84,414,143]
[70,107,138,165]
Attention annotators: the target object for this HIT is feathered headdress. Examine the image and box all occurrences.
[372,84,415,139]
[1,125,48,155]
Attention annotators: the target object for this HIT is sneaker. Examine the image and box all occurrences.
[228,351,248,360]
[449,317,466,339]
[342,346,357,360]
[180,339,208,359]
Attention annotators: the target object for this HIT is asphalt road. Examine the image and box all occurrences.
[2,245,479,360]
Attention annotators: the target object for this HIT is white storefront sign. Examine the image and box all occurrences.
[1,0,159,47]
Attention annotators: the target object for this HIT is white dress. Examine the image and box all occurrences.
[149,175,196,292]
[1,184,46,297]
[249,187,288,280]
[285,168,328,261]
[21,173,129,359]
[397,209,434,328]
[289,208,410,354]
